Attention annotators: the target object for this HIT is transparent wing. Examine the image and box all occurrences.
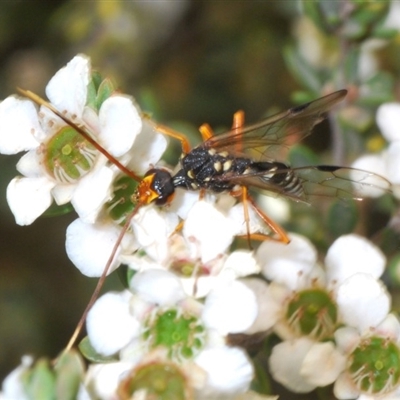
[212,165,391,202]
[203,90,347,159]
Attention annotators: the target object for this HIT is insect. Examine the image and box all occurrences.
[17,88,391,351]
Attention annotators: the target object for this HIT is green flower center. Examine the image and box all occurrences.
[349,336,400,395]
[106,175,139,224]
[286,288,337,339]
[118,362,189,400]
[44,126,97,183]
[144,309,205,361]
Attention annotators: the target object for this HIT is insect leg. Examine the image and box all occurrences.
[199,123,214,141]
[231,110,245,153]
[245,193,291,244]
[199,110,245,142]
[152,123,191,154]
[241,186,253,248]
[63,202,143,354]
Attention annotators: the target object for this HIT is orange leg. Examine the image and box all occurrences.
[199,123,214,141]
[152,123,191,154]
[199,110,245,142]
[245,192,290,244]
[235,186,290,244]
[231,110,245,153]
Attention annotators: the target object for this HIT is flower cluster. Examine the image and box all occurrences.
[1,55,399,400]
[352,102,400,199]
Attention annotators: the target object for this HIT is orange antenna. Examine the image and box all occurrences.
[17,88,142,182]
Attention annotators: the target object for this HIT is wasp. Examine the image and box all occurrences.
[18,88,391,350]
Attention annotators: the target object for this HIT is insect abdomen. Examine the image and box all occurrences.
[254,161,303,197]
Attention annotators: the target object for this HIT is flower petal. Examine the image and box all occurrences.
[257,233,317,290]
[132,207,178,262]
[222,250,260,278]
[301,342,346,386]
[183,201,235,263]
[269,338,316,393]
[350,154,389,197]
[241,278,280,333]
[84,362,133,400]
[97,95,142,157]
[86,291,140,356]
[16,150,44,178]
[195,346,253,397]
[336,273,390,332]
[7,176,54,225]
[202,280,258,335]
[130,269,186,306]
[126,120,168,175]
[0,97,40,154]
[376,103,400,142]
[334,371,360,400]
[71,164,114,223]
[52,184,75,205]
[65,218,123,277]
[334,326,360,353]
[386,142,400,185]
[325,234,386,285]
[46,55,90,118]
[375,313,400,339]
[2,356,33,400]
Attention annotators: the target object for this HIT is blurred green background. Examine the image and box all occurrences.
[0,1,398,398]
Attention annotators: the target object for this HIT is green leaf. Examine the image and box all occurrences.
[42,201,74,217]
[326,199,358,237]
[96,77,116,110]
[372,26,399,40]
[79,336,119,363]
[283,45,322,92]
[251,357,272,395]
[388,253,400,286]
[23,359,56,400]
[343,46,361,84]
[358,71,396,106]
[343,1,391,41]
[301,1,341,34]
[117,263,130,288]
[54,351,85,400]
[86,71,103,111]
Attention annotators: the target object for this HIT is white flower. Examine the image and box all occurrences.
[258,233,389,337]
[351,102,400,198]
[195,346,254,399]
[257,233,318,290]
[258,233,391,393]
[269,338,346,393]
[83,361,134,400]
[86,269,256,397]
[0,54,143,225]
[65,217,138,277]
[183,200,236,263]
[1,356,33,400]
[86,290,141,356]
[334,314,400,399]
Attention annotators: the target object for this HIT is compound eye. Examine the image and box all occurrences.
[155,191,175,206]
[148,168,175,206]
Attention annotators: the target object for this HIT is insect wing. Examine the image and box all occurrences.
[293,165,391,201]
[203,90,347,159]
[215,165,391,202]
